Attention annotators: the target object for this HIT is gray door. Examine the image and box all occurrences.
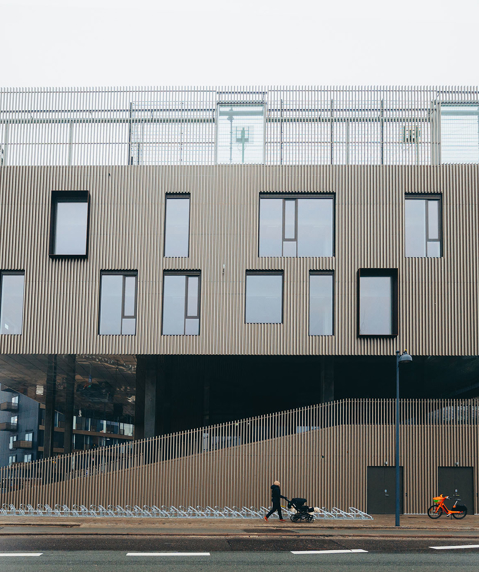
[438,467,474,512]
[367,466,403,514]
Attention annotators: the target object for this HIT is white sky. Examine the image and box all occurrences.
[1,0,478,87]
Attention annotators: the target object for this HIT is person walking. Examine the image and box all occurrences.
[264,480,287,521]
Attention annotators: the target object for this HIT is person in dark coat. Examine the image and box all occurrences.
[264,480,287,521]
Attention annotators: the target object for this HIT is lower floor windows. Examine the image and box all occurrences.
[309,272,334,335]
[99,272,137,335]
[8,455,16,465]
[162,272,201,335]
[24,454,32,463]
[245,272,283,324]
[358,269,398,336]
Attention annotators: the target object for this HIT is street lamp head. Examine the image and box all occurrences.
[398,350,412,364]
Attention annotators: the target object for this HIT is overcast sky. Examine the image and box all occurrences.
[1,0,478,87]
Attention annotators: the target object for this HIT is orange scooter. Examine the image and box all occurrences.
[427,494,467,519]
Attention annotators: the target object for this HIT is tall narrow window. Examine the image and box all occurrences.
[99,272,137,335]
[164,195,190,257]
[405,196,441,257]
[259,196,334,257]
[50,191,90,257]
[358,269,398,336]
[245,272,283,324]
[0,272,25,335]
[9,436,17,450]
[162,272,201,335]
[441,104,479,164]
[309,272,334,335]
[217,105,265,164]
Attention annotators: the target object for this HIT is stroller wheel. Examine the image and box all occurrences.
[291,514,300,523]
[307,515,314,523]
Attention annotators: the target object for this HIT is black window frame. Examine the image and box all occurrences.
[309,270,334,336]
[161,270,201,336]
[245,270,284,324]
[49,190,90,259]
[258,193,335,257]
[405,194,442,258]
[98,270,138,336]
[163,193,191,258]
[0,270,25,336]
[357,268,398,338]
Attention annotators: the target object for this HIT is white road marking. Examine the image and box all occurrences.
[127,552,211,556]
[291,549,368,555]
[0,553,43,557]
[430,545,479,550]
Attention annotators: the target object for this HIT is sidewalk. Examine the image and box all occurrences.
[0,515,478,538]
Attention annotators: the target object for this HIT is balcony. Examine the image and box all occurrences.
[15,441,33,450]
[0,422,18,431]
[0,384,15,393]
[0,402,18,412]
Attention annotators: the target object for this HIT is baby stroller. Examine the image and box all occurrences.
[287,497,316,523]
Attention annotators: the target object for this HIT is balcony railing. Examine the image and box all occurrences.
[15,441,33,450]
[0,402,18,412]
[0,422,17,432]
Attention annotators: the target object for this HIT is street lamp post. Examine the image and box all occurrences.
[395,350,412,527]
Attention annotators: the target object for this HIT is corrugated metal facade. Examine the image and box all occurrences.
[0,164,478,356]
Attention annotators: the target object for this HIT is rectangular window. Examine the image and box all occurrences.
[441,104,479,164]
[50,191,90,257]
[12,396,18,405]
[259,196,334,257]
[8,455,16,465]
[162,272,201,335]
[217,105,265,164]
[24,454,32,463]
[405,196,442,257]
[25,432,33,442]
[245,272,283,324]
[309,272,334,335]
[0,272,25,335]
[9,435,17,450]
[10,416,18,426]
[358,269,398,336]
[164,195,190,257]
[99,272,137,335]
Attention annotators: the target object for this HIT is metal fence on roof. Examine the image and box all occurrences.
[0,87,478,166]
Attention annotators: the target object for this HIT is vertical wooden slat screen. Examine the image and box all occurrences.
[0,398,477,514]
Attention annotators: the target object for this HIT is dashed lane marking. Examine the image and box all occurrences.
[430,545,479,550]
[291,549,368,555]
[127,552,211,557]
[0,553,43,557]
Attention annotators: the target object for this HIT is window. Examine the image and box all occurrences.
[10,416,18,426]
[0,272,25,334]
[11,396,18,405]
[309,272,334,335]
[24,454,32,463]
[164,195,190,257]
[358,269,398,336]
[245,272,283,324]
[8,455,16,465]
[259,196,334,257]
[162,272,201,335]
[217,105,265,164]
[25,432,33,442]
[9,436,17,450]
[405,196,441,257]
[99,272,137,335]
[49,191,90,257]
[441,104,479,164]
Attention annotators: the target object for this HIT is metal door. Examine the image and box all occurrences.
[367,466,403,514]
[438,467,474,512]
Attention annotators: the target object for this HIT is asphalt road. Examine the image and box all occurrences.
[0,536,479,570]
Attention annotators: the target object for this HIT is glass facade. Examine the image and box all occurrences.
[0,272,25,335]
[441,105,479,164]
[99,273,137,335]
[217,105,265,164]
[245,273,283,324]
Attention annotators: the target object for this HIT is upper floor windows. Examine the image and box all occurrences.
[164,195,190,257]
[405,196,441,257]
[441,104,479,164]
[217,105,265,164]
[309,272,334,336]
[99,272,137,335]
[50,191,90,257]
[0,271,25,335]
[245,272,283,324]
[259,195,334,257]
[162,272,201,335]
[358,269,398,337]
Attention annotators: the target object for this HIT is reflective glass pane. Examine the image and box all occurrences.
[123,276,136,317]
[187,276,199,317]
[441,106,479,164]
[54,202,88,255]
[427,241,441,257]
[405,199,426,257]
[246,274,283,323]
[0,274,25,335]
[283,241,297,257]
[310,274,333,335]
[217,105,264,164]
[359,276,393,335]
[259,199,282,256]
[185,318,199,335]
[163,275,186,335]
[99,275,123,335]
[297,198,334,257]
[428,200,440,240]
[284,200,296,239]
[164,198,190,257]
[121,318,136,335]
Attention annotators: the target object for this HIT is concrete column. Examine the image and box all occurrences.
[43,355,57,459]
[62,355,76,455]
[144,356,160,438]
[320,356,334,403]
[134,356,146,441]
